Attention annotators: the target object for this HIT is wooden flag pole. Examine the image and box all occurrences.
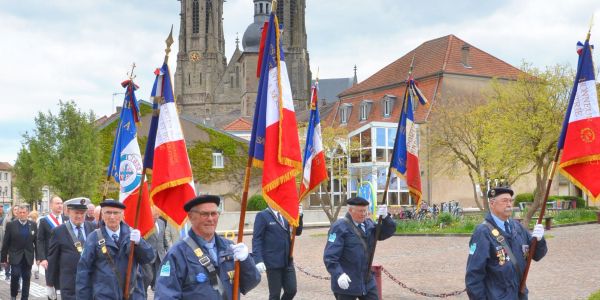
[123,167,147,300]
[232,159,253,300]
[519,150,560,294]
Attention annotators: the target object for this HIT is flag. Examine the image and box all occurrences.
[299,81,328,201]
[107,79,154,237]
[557,37,600,201]
[248,12,302,226]
[390,76,427,208]
[144,63,196,226]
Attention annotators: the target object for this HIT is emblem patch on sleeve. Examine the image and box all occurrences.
[160,261,171,277]
[328,233,337,243]
[469,243,477,255]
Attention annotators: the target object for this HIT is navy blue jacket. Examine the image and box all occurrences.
[465,213,548,300]
[47,220,94,300]
[154,231,261,299]
[323,213,396,296]
[76,222,156,300]
[252,209,303,269]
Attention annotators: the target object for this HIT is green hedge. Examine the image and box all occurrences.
[514,193,534,206]
[247,194,267,211]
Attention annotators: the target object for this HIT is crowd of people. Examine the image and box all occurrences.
[0,187,547,300]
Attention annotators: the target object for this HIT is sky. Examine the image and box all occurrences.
[1,0,599,164]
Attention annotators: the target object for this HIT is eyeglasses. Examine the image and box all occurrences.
[493,198,513,204]
[190,210,220,218]
[103,211,123,216]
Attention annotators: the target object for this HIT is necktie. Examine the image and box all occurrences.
[112,233,119,246]
[76,225,84,243]
[504,221,511,234]
[359,223,366,233]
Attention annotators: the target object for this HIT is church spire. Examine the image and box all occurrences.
[353,65,358,86]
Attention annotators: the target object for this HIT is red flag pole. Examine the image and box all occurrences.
[232,159,252,300]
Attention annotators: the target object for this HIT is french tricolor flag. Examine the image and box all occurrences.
[300,81,328,201]
[144,64,196,226]
[390,76,427,208]
[558,37,600,201]
[249,12,302,226]
[107,80,154,237]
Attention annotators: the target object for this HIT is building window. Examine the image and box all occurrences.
[192,0,200,34]
[383,98,392,117]
[360,103,368,121]
[212,152,224,169]
[340,107,348,124]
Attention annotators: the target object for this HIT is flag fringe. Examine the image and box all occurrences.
[558,168,600,202]
[262,192,299,227]
[559,154,600,168]
[262,169,301,193]
[299,180,326,202]
[149,177,194,201]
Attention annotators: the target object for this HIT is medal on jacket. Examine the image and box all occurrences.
[75,241,83,253]
[496,246,506,266]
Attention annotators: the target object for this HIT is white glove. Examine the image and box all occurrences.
[299,204,304,215]
[255,262,266,273]
[337,273,351,290]
[46,286,57,300]
[231,243,249,261]
[377,205,388,218]
[130,229,141,244]
[532,224,544,241]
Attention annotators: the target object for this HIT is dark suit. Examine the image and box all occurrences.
[46,221,94,300]
[37,214,67,285]
[1,219,38,299]
[141,218,169,291]
[253,209,303,300]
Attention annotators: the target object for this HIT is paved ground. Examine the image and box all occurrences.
[1,223,598,299]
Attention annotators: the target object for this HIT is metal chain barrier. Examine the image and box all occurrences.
[295,264,466,298]
[381,266,466,298]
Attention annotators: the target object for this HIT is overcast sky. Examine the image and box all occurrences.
[1,0,599,164]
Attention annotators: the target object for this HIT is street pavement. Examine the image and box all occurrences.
[1,223,598,299]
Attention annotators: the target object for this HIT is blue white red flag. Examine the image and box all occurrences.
[558,36,600,201]
[390,77,426,208]
[107,80,154,237]
[299,81,328,201]
[248,12,302,226]
[144,63,196,226]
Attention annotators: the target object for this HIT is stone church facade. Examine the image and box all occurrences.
[174,0,311,128]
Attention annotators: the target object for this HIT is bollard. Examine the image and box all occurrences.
[371,264,383,299]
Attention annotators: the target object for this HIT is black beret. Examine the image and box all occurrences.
[65,197,90,210]
[346,197,369,206]
[99,199,126,209]
[184,195,221,212]
[487,187,514,198]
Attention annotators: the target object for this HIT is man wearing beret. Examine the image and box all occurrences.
[155,195,261,299]
[76,199,155,299]
[323,197,396,300]
[465,187,547,299]
[46,197,95,300]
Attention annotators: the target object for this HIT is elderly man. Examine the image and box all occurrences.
[76,199,155,299]
[465,187,547,299]
[155,195,261,299]
[85,203,95,222]
[1,205,38,300]
[46,197,95,300]
[323,197,396,300]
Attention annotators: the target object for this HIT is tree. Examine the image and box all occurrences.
[486,63,572,224]
[429,91,530,211]
[23,100,103,200]
[13,145,44,206]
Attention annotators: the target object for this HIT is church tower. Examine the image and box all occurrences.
[276,0,311,107]
[174,0,227,118]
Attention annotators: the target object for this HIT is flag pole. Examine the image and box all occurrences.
[519,24,593,294]
[124,28,174,299]
[232,159,252,300]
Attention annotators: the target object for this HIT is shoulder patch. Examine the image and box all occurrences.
[469,243,477,255]
[328,232,337,243]
[160,261,171,277]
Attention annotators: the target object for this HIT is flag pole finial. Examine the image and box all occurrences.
[408,53,416,77]
[127,62,137,80]
[272,0,278,13]
[587,14,594,41]
[316,67,320,81]
[164,25,174,64]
